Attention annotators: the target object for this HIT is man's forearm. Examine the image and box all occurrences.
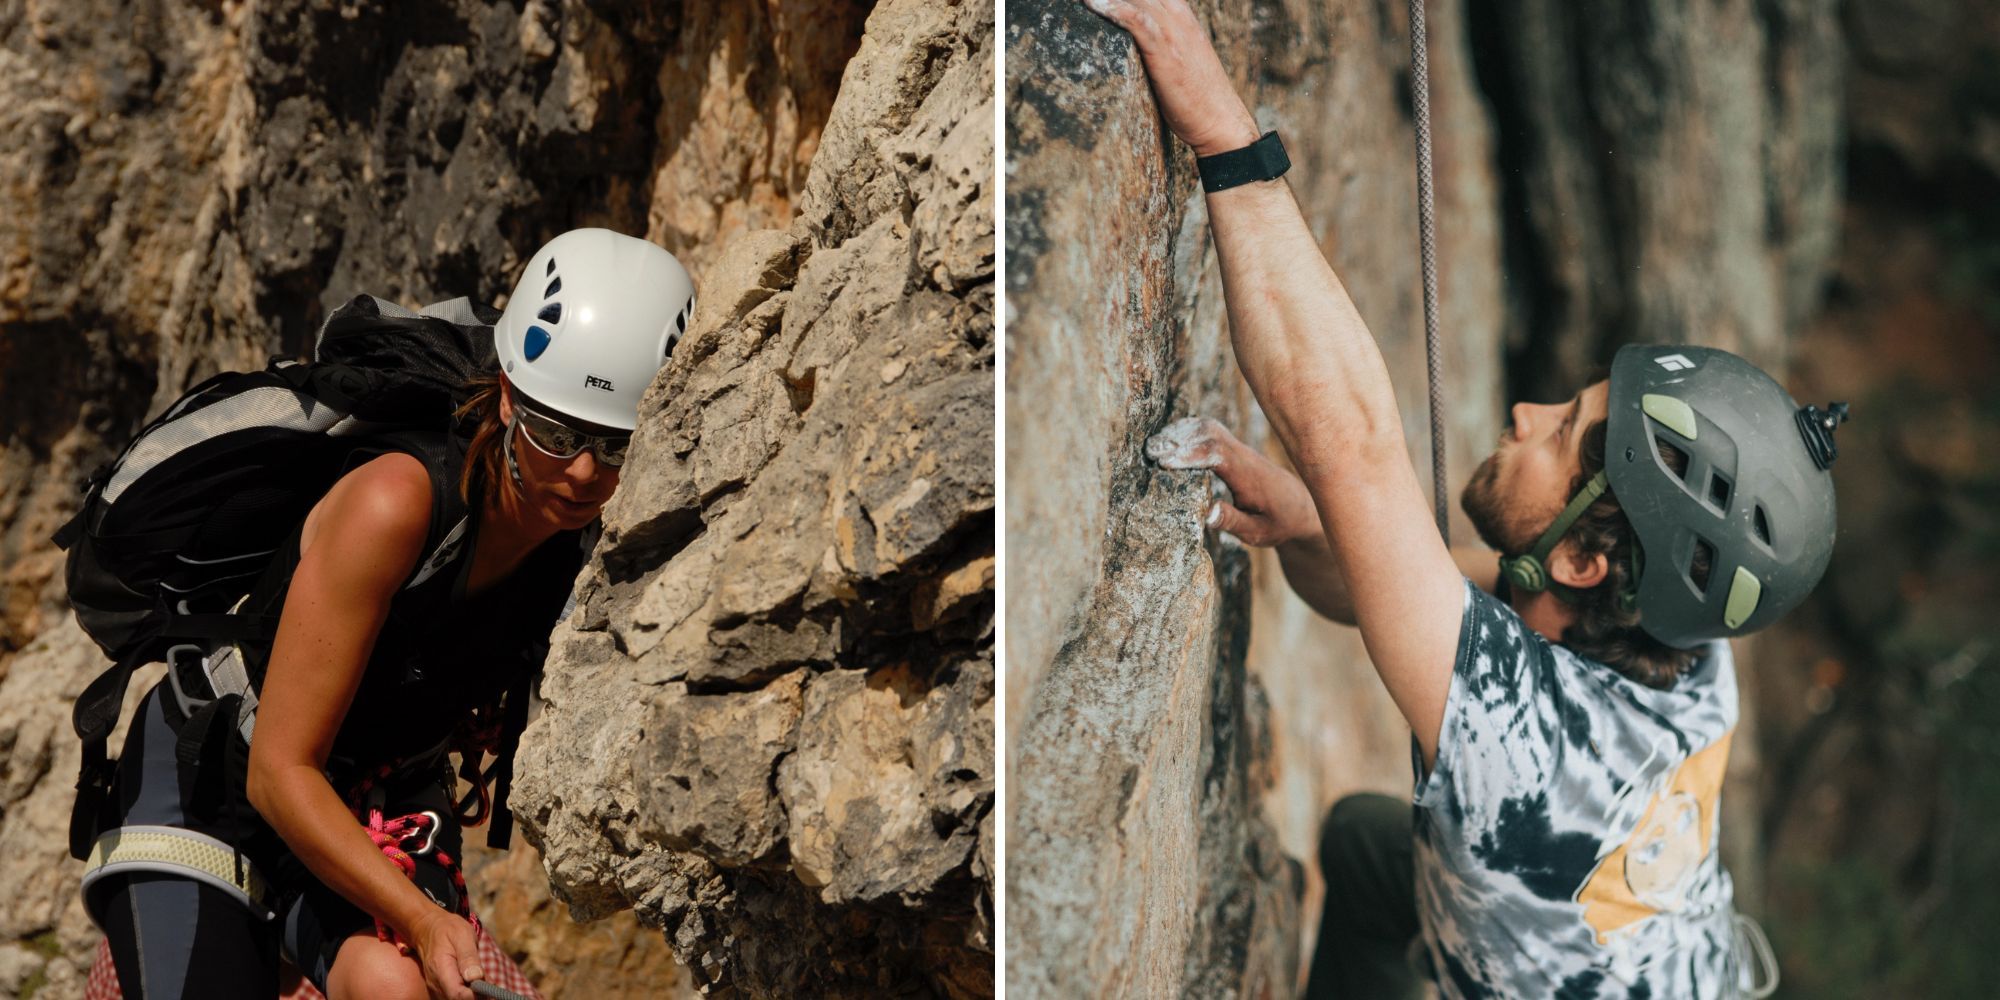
[1277,532,1359,625]
[1205,180,1408,482]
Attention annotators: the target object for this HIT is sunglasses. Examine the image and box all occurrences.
[514,402,631,467]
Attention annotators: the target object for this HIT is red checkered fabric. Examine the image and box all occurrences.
[83,915,543,1000]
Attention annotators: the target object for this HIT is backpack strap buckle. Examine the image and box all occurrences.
[164,644,215,724]
[69,739,116,861]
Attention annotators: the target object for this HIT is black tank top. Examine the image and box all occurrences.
[236,435,586,784]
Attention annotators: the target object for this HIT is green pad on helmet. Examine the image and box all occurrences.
[1722,566,1762,629]
[1642,394,1698,440]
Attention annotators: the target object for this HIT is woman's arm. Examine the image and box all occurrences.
[244,453,485,1000]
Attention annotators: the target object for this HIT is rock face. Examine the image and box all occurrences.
[1465,0,1843,392]
[510,0,995,996]
[0,1,979,996]
[1005,1,1501,994]
[1005,0,1843,995]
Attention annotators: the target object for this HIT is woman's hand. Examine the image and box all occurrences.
[1147,416,1321,546]
[409,908,485,1000]
[1082,0,1262,157]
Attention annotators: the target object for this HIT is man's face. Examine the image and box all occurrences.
[1462,380,1610,554]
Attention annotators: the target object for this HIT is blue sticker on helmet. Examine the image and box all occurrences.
[525,324,553,361]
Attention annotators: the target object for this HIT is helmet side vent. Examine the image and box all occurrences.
[665,296,695,360]
[1753,506,1772,547]
[545,276,562,298]
[1707,473,1732,511]
[538,303,562,324]
[546,257,557,275]
[1689,538,1715,592]
[1654,436,1691,480]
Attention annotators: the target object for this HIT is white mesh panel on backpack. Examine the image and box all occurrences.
[102,387,358,503]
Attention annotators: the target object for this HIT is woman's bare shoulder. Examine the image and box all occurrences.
[299,452,435,563]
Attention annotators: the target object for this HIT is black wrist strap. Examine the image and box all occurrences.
[1196,130,1290,193]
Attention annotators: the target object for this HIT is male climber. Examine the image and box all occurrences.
[1087,1,1845,997]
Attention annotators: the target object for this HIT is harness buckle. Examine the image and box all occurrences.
[164,643,215,721]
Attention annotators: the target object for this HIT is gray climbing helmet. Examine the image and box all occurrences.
[1503,344,1848,649]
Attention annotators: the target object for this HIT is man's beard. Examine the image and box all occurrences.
[1461,450,1534,555]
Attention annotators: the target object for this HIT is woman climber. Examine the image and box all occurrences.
[1089,0,1842,996]
[71,228,695,1000]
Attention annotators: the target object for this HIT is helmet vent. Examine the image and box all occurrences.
[538,303,562,324]
[545,276,562,298]
[1707,473,1732,511]
[546,258,557,275]
[524,325,553,361]
[1689,538,1715,592]
[664,332,680,360]
[1753,506,1772,546]
[1654,436,1691,480]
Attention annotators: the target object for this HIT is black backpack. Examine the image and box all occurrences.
[54,294,501,859]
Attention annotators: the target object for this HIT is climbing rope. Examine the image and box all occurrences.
[1407,0,1450,543]
[347,764,482,952]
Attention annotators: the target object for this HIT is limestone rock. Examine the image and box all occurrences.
[513,0,995,995]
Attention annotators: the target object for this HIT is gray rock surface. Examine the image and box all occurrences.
[511,0,995,995]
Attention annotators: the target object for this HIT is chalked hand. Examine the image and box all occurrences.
[1147,416,1322,547]
[1080,0,1262,158]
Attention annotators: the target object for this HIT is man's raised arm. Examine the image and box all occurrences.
[1091,0,1467,765]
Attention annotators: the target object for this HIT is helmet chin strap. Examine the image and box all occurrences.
[502,413,528,497]
[1499,470,1610,594]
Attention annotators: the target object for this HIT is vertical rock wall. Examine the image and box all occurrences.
[510,0,995,996]
[1467,0,1843,394]
[1004,1,1501,994]
[1005,0,1844,994]
[0,1,894,996]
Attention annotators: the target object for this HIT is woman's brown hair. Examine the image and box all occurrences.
[455,371,508,507]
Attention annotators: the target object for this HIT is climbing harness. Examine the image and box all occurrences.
[1732,912,1781,998]
[1406,0,1450,543]
[80,824,277,918]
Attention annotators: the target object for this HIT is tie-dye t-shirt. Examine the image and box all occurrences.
[1411,580,1741,999]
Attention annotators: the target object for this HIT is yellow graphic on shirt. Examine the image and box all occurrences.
[1576,730,1734,944]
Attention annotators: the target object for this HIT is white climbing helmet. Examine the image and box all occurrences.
[493,228,696,431]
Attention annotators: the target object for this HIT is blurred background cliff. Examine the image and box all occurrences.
[1005,0,1996,995]
[0,0,993,997]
